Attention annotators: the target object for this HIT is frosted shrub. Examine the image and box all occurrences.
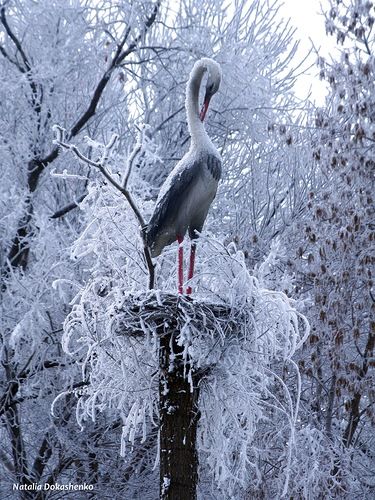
[59,173,309,497]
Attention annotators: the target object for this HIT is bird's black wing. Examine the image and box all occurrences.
[146,153,221,254]
[146,160,198,246]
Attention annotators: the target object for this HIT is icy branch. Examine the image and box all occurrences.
[52,124,155,289]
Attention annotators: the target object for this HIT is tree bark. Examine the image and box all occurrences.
[159,327,200,500]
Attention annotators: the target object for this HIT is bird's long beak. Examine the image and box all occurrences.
[199,97,211,122]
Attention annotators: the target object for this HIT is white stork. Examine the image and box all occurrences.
[146,58,222,294]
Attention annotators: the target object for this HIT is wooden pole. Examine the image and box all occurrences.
[159,328,200,500]
[116,293,237,498]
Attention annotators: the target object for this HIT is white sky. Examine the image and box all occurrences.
[280,0,336,104]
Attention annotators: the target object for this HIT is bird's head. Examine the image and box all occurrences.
[199,59,221,122]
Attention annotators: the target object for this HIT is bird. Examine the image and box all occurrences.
[146,57,222,295]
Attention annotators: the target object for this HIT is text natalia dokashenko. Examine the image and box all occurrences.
[13,482,94,492]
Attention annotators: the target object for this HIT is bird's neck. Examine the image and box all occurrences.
[186,67,210,149]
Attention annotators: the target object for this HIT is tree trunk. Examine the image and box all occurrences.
[159,328,200,500]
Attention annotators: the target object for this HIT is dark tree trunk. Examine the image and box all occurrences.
[117,293,240,499]
[159,328,200,500]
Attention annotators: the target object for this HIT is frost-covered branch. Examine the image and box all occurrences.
[123,128,143,189]
[53,125,145,225]
[0,43,25,72]
[0,2,32,72]
[68,0,160,139]
[52,124,155,289]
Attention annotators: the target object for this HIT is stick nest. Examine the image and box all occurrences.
[114,291,249,342]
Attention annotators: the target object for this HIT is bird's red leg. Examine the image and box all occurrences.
[177,235,184,294]
[186,241,196,295]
